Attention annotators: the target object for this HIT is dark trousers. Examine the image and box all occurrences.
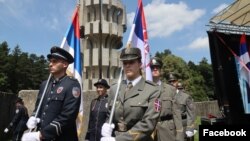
[12,131,24,141]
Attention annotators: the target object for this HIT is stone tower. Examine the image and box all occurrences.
[79,0,127,90]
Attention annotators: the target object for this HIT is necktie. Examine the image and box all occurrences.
[127,82,133,90]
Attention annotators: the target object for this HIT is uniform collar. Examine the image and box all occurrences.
[126,76,142,87]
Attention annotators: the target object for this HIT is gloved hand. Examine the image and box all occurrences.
[4,128,9,133]
[194,129,197,135]
[21,131,41,141]
[27,116,40,129]
[100,137,116,141]
[101,123,115,137]
[186,131,194,137]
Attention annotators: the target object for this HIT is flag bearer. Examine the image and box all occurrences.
[22,46,81,141]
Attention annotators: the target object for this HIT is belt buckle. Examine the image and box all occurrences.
[118,121,127,132]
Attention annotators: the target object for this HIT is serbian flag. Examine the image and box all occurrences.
[60,6,84,135]
[127,0,152,81]
[235,33,250,114]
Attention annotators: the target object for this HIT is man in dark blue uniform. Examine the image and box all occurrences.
[21,46,81,141]
[4,97,29,141]
[85,79,110,141]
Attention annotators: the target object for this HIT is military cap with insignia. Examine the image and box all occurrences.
[168,73,177,82]
[120,47,141,61]
[47,46,74,64]
[150,57,163,68]
[94,79,110,89]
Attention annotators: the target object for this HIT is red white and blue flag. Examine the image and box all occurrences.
[60,6,84,135]
[127,0,152,81]
[235,33,250,113]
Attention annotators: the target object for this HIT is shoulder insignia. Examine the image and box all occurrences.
[72,87,81,98]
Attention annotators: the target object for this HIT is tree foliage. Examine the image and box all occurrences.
[0,42,49,93]
[155,49,214,102]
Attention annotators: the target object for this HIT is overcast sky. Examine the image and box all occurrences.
[0,0,234,64]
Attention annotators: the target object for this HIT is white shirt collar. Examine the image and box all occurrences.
[127,76,142,87]
[156,80,162,85]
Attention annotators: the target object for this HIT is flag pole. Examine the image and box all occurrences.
[108,67,123,124]
[29,74,52,132]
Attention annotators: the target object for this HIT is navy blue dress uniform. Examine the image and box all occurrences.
[85,79,110,141]
[106,48,161,141]
[32,47,81,141]
[5,97,29,141]
[150,57,184,141]
[175,83,196,140]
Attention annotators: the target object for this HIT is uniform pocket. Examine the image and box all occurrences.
[161,96,172,110]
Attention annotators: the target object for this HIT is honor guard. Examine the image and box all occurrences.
[22,46,81,141]
[85,79,110,141]
[101,48,161,141]
[150,57,184,141]
[175,82,196,141]
[4,97,29,141]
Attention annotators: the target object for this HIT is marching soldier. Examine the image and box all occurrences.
[175,82,196,141]
[150,57,184,141]
[4,97,29,141]
[101,48,161,141]
[22,46,81,141]
[85,79,110,141]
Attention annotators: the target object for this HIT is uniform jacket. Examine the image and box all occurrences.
[7,105,29,134]
[108,77,160,141]
[85,95,109,141]
[174,90,196,132]
[155,83,184,141]
[34,76,81,141]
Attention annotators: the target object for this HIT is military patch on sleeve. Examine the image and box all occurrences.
[72,87,80,98]
[15,109,19,114]
[154,99,161,112]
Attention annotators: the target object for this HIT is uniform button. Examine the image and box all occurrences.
[43,112,46,115]
[46,105,49,108]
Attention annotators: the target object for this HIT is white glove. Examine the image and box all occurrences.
[21,131,40,141]
[101,137,116,141]
[4,128,9,133]
[101,123,115,137]
[27,116,40,129]
[186,131,194,137]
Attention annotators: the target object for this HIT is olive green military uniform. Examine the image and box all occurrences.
[175,90,196,139]
[154,83,184,141]
[108,78,160,141]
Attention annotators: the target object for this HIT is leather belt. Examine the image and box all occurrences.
[159,115,173,121]
[182,115,187,119]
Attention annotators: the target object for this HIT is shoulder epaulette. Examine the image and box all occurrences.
[145,80,157,86]
[69,76,78,81]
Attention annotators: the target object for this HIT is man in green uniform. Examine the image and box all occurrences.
[101,48,161,141]
[175,82,196,141]
[150,57,184,141]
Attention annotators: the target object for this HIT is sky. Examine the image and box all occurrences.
[0,0,235,64]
